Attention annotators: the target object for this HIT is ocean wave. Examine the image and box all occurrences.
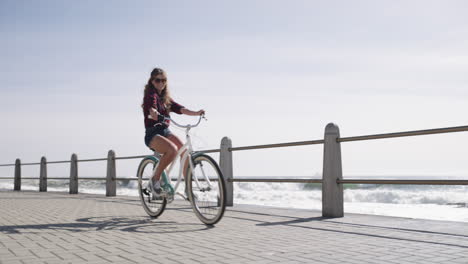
[1,180,466,222]
[1,180,466,205]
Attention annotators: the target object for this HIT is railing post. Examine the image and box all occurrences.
[322,123,344,218]
[70,153,78,194]
[14,159,21,191]
[40,156,47,192]
[106,150,116,197]
[220,137,233,206]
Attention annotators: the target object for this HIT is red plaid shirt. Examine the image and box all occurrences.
[143,90,184,128]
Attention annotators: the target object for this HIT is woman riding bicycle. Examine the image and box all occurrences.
[142,67,205,198]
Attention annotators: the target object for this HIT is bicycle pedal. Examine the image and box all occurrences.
[166,194,174,203]
[159,190,173,203]
[151,195,163,201]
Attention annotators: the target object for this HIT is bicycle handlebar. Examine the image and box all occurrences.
[166,114,205,129]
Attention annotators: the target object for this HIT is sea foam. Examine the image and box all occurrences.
[1,179,466,222]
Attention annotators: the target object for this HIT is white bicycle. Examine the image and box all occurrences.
[136,115,226,225]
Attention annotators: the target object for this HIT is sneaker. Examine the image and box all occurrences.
[161,182,175,195]
[148,179,163,200]
[161,182,175,202]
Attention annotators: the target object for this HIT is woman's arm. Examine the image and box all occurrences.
[181,108,205,116]
[169,99,204,116]
[148,107,160,120]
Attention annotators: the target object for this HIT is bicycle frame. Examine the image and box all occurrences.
[139,114,226,224]
[150,115,210,198]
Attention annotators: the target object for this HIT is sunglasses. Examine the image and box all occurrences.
[153,78,167,83]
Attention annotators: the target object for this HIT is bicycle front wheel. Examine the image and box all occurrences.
[186,153,226,225]
[137,156,166,218]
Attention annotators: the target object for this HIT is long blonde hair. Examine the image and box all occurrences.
[142,67,172,112]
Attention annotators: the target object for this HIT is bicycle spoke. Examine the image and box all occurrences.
[137,157,166,218]
[188,154,226,225]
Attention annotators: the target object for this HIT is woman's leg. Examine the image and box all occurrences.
[149,135,178,182]
[166,134,188,178]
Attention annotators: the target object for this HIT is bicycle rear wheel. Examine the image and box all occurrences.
[137,156,166,218]
[186,153,226,225]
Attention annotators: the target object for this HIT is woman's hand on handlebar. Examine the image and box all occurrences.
[149,108,160,120]
[181,108,205,116]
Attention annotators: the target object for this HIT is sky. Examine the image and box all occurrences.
[1,0,468,179]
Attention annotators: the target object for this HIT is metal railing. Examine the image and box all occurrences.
[338,125,468,142]
[338,179,468,185]
[228,139,325,152]
[1,123,468,218]
[228,178,322,183]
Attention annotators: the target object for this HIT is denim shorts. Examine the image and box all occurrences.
[144,125,173,149]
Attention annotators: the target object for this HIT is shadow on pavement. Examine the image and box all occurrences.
[0,216,212,235]
[225,209,468,249]
[261,221,468,249]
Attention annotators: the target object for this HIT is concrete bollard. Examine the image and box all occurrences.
[220,137,233,206]
[40,157,47,192]
[106,150,116,197]
[322,123,344,218]
[70,153,78,194]
[14,159,21,191]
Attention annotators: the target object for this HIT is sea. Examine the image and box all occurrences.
[1,176,467,223]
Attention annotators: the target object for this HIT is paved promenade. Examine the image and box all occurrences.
[0,191,467,264]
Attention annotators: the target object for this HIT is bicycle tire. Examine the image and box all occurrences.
[136,156,167,218]
[186,153,226,225]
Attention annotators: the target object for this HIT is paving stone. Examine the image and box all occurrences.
[0,191,467,264]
